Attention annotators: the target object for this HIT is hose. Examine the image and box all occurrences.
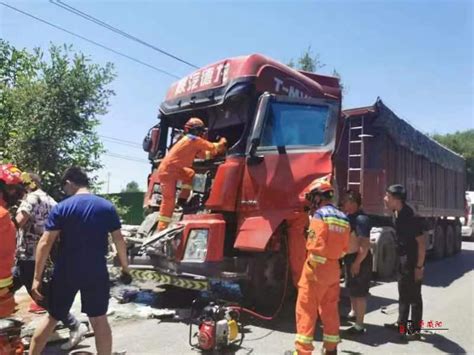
[229,229,291,321]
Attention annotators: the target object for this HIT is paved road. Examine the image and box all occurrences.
[43,241,474,354]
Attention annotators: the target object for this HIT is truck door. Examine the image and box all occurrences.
[235,93,340,251]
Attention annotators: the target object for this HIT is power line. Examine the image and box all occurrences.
[0,2,180,79]
[99,135,142,149]
[104,152,148,164]
[50,0,199,69]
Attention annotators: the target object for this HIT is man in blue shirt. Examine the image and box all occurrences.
[29,167,131,354]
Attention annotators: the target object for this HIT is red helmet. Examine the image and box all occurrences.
[184,118,206,133]
[305,174,334,196]
[0,164,23,185]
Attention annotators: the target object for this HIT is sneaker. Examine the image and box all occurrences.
[61,323,88,351]
[344,325,366,336]
[28,300,46,314]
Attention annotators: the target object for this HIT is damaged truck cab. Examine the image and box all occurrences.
[137,54,342,302]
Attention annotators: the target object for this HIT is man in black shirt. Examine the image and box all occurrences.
[384,184,425,339]
[341,190,372,335]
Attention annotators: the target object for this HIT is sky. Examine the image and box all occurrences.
[1,0,472,192]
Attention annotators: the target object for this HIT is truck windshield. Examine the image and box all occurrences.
[260,102,330,147]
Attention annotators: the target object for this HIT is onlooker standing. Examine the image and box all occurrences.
[29,167,131,354]
[341,190,372,335]
[384,184,425,340]
[13,172,87,350]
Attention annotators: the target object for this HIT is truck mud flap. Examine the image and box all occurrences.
[109,266,209,291]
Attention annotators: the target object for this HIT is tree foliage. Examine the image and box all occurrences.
[122,180,141,193]
[431,130,474,190]
[0,40,115,198]
[287,46,345,94]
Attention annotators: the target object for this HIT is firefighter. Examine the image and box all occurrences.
[156,118,227,231]
[286,175,350,355]
[0,164,24,318]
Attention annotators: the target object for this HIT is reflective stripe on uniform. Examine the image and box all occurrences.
[295,334,313,344]
[0,276,13,289]
[310,254,327,264]
[158,215,172,223]
[322,217,349,228]
[323,334,340,343]
[181,184,193,190]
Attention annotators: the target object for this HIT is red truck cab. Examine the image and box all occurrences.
[136,54,342,305]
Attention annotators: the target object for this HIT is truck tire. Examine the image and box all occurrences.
[376,230,397,279]
[454,224,462,254]
[432,224,445,259]
[242,236,288,313]
[445,225,455,257]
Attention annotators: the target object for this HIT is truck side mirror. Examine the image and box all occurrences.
[246,93,271,165]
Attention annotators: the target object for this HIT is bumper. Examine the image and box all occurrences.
[118,265,209,291]
[462,226,473,238]
[113,256,250,291]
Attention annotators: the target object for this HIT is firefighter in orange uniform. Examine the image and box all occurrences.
[286,175,350,355]
[156,118,227,231]
[0,164,24,318]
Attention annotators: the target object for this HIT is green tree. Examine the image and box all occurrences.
[122,180,141,193]
[287,46,325,72]
[431,130,474,190]
[287,46,345,94]
[0,40,115,198]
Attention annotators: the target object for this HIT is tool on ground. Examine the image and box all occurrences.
[189,299,244,351]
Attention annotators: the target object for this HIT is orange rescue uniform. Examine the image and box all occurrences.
[156,134,226,230]
[286,211,310,287]
[0,199,16,318]
[295,204,350,354]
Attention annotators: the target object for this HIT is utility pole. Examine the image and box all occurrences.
[107,172,111,194]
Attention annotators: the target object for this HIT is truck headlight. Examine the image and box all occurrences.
[182,229,209,262]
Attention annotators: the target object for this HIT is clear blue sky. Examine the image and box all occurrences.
[1,0,472,192]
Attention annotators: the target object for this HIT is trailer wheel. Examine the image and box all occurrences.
[376,230,397,279]
[432,225,445,259]
[454,224,462,254]
[445,225,455,257]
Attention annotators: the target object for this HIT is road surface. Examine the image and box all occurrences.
[39,241,474,354]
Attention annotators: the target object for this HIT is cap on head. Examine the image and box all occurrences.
[386,184,407,202]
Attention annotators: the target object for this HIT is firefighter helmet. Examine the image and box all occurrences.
[0,164,23,186]
[184,118,206,134]
[305,174,334,196]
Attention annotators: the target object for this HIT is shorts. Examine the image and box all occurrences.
[48,270,110,321]
[344,251,372,297]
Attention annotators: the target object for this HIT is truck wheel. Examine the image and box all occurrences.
[242,238,288,313]
[454,224,462,254]
[445,225,455,257]
[432,225,445,259]
[376,230,397,279]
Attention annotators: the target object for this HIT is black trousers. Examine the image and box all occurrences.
[397,257,423,332]
[12,260,79,330]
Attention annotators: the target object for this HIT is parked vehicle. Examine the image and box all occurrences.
[125,54,466,306]
[461,191,473,239]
